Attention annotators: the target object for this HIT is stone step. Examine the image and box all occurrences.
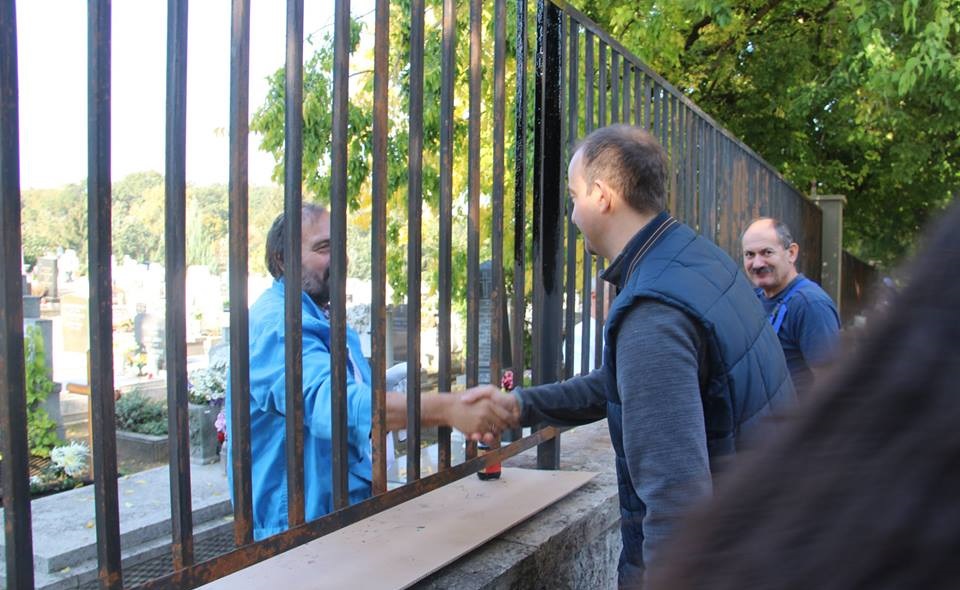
[0,462,231,590]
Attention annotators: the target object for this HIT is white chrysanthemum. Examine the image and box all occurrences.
[189,359,228,404]
[50,441,90,478]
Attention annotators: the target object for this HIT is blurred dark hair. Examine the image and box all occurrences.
[649,200,960,590]
[264,204,327,279]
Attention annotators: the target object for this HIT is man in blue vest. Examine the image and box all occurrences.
[742,217,841,393]
[227,204,511,540]
[471,124,795,588]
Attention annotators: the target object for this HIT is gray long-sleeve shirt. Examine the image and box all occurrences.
[516,299,713,569]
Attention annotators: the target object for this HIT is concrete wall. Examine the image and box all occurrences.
[416,421,621,589]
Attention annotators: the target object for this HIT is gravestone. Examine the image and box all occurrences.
[478,261,512,385]
[60,292,90,354]
[24,298,64,439]
[388,304,408,365]
[34,256,59,301]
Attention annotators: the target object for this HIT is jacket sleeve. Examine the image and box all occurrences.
[252,310,372,452]
[514,368,607,427]
[616,299,713,572]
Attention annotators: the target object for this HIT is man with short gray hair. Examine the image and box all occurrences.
[742,217,841,393]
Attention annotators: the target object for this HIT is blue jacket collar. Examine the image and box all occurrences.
[601,211,677,292]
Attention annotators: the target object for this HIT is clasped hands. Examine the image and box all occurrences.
[446,384,521,445]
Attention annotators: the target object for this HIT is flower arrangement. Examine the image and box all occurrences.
[30,441,90,494]
[501,369,515,391]
[50,441,90,478]
[125,344,148,376]
[215,409,227,450]
[188,358,227,406]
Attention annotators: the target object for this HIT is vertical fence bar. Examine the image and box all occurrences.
[598,41,606,127]
[672,98,682,217]
[593,40,607,373]
[659,87,669,152]
[436,0,455,471]
[464,0,482,461]
[687,107,698,229]
[0,2,36,587]
[466,0,481,385]
[88,0,124,585]
[370,0,390,493]
[329,0,351,511]
[622,60,630,124]
[165,0,194,570]
[634,68,641,127]
[406,0,425,480]
[563,16,578,380]
[533,0,563,469]
[228,0,254,545]
[283,0,306,528]
[585,31,594,134]
[508,0,527,443]
[580,28,593,376]
[609,50,618,123]
[643,77,652,130]
[492,0,507,392]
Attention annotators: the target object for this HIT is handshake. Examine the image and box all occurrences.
[385,382,521,447]
[444,384,521,446]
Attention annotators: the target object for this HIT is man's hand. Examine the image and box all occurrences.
[385,386,520,444]
[458,385,521,443]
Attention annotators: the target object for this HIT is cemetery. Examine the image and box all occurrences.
[7,249,537,589]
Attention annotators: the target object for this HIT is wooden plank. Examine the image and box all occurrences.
[198,468,596,590]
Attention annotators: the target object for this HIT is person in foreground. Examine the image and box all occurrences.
[648,200,960,590]
[470,124,795,588]
[742,217,840,392]
[227,204,511,540]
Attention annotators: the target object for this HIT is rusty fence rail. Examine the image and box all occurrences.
[1,1,826,588]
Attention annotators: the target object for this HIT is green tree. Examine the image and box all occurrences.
[577,0,959,266]
[21,182,88,265]
[251,1,541,312]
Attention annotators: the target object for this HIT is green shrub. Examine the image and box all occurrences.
[115,391,168,436]
[24,325,62,457]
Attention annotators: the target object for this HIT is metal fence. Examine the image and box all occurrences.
[1,1,823,588]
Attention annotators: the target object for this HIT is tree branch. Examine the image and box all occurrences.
[702,0,786,58]
[685,15,714,52]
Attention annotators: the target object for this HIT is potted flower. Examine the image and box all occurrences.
[125,344,149,377]
[188,358,227,465]
[29,441,92,497]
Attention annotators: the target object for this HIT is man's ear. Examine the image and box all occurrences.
[787,243,799,264]
[594,179,614,212]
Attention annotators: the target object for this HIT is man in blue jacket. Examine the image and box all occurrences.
[227,204,511,540]
[742,217,841,393]
[472,125,795,588]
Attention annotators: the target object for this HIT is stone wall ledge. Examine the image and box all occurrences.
[415,419,621,590]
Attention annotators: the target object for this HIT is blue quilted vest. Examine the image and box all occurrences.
[602,216,795,571]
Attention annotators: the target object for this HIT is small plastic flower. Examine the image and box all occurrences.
[50,441,90,479]
[501,370,515,391]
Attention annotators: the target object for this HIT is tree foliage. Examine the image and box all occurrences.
[250,1,540,310]
[577,0,959,265]
[22,173,283,277]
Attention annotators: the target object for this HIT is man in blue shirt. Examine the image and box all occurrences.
[228,204,511,539]
[742,217,841,393]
